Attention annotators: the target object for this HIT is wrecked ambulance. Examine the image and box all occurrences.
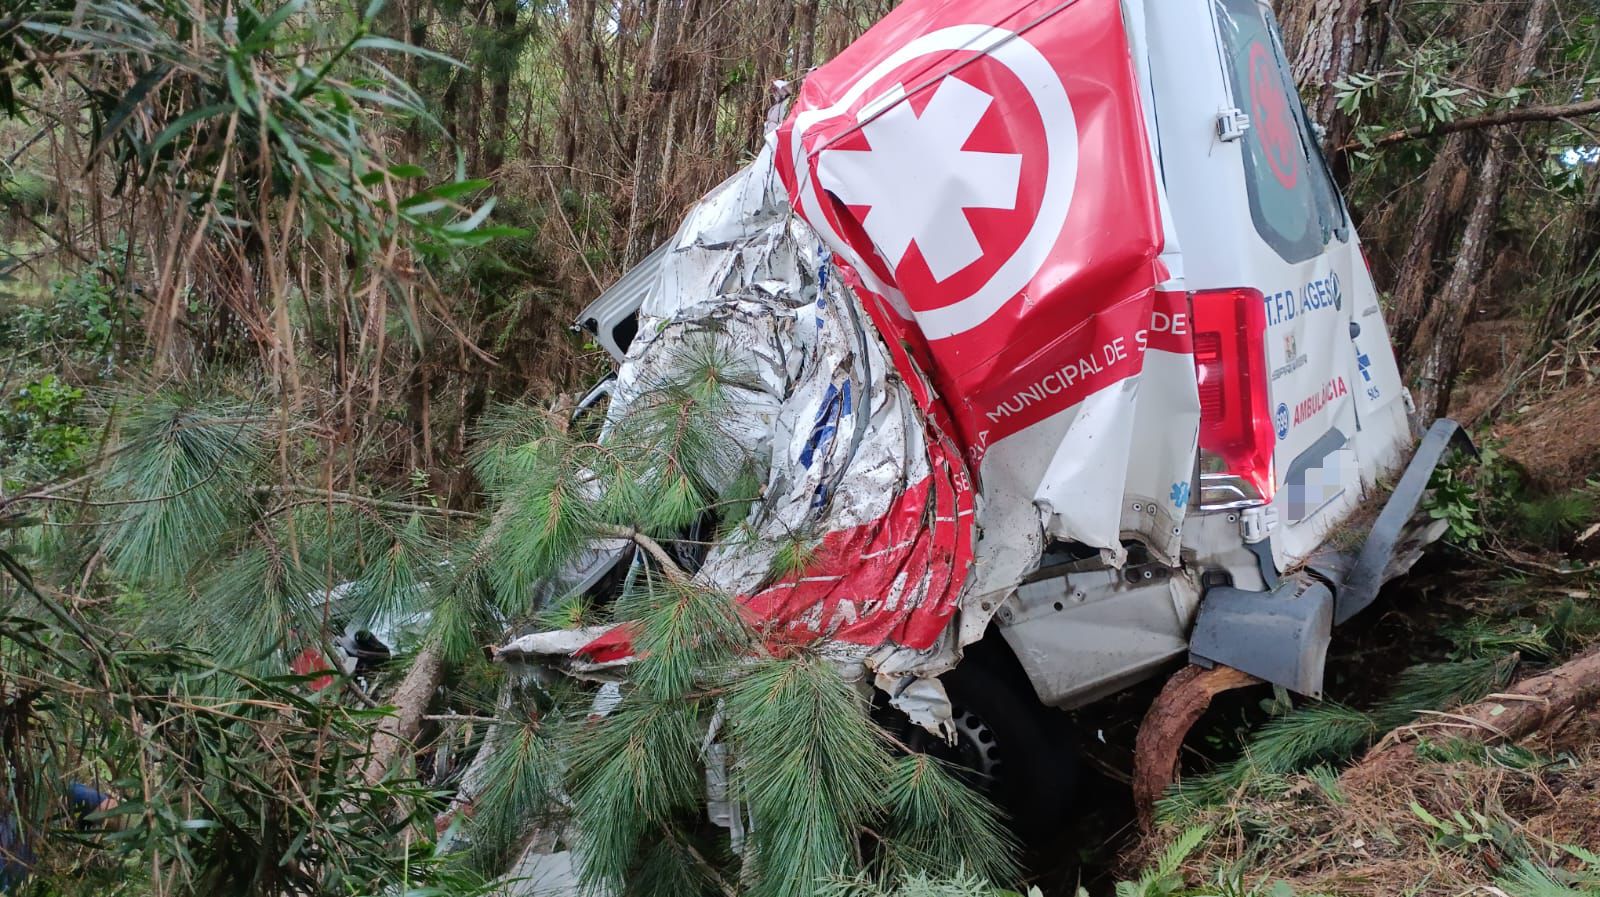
[499,0,1468,830]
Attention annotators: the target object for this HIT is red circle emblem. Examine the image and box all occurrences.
[1248,41,1299,190]
[814,54,1047,314]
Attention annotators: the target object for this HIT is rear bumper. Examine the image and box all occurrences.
[1188,418,1471,696]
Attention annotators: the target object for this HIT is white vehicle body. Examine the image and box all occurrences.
[514,1,1472,796]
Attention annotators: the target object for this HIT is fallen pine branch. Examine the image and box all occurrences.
[1343,646,1600,789]
[362,643,445,786]
[1339,96,1600,152]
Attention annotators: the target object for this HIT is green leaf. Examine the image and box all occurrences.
[443,196,496,234]
[351,35,466,68]
[93,64,171,158]
[237,0,307,53]
[399,178,490,210]
[145,103,232,162]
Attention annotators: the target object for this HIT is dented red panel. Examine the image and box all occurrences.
[776,0,1164,462]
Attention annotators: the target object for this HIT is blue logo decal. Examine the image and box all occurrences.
[1275,402,1291,440]
[1170,481,1191,508]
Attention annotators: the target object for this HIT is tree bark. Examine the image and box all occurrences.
[363,644,445,786]
[1132,664,1261,832]
[793,0,819,74]
[1409,0,1552,422]
[1386,136,1473,358]
[1344,647,1600,790]
[484,0,519,174]
[623,0,683,266]
[1278,0,1396,185]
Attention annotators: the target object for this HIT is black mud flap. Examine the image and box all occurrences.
[1188,418,1471,697]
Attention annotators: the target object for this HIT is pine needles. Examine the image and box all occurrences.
[726,655,893,897]
[100,396,267,586]
[875,755,1019,885]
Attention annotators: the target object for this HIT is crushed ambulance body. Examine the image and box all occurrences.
[498,0,1467,830]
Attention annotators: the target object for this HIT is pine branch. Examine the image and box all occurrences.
[255,485,482,519]
[1341,96,1600,152]
[597,524,690,582]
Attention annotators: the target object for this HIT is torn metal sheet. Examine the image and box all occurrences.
[577,138,978,678]
[775,0,1196,602]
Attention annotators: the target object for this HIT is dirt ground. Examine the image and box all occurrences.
[1493,382,1600,488]
[1151,709,1600,897]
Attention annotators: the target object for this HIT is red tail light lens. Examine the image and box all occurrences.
[1192,287,1276,506]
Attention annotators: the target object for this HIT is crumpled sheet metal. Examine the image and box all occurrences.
[504,0,1207,727]
[588,140,978,680]
[774,0,1199,583]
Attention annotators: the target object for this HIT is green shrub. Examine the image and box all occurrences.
[0,373,88,477]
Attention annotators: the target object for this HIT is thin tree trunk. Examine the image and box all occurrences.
[1344,646,1600,790]
[485,0,518,174]
[624,0,683,265]
[794,0,819,73]
[1410,0,1552,422]
[1386,136,1473,357]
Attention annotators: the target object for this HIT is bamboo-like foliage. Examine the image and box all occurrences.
[0,561,487,897]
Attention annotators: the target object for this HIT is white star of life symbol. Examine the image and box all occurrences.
[818,77,1023,283]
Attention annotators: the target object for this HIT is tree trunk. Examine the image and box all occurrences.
[1386,135,1474,357]
[794,0,819,74]
[484,0,519,175]
[1373,0,1507,359]
[1278,0,1395,185]
[1344,647,1600,790]
[363,645,445,786]
[1409,0,1551,422]
[624,0,683,265]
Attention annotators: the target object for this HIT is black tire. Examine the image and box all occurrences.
[934,659,1081,841]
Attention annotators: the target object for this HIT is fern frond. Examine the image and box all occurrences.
[1154,823,1210,879]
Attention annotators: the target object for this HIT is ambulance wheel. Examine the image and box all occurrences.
[937,659,1080,842]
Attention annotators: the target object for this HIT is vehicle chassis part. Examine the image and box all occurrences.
[1187,419,1471,696]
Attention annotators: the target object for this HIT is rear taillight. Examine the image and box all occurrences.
[1192,287,1275,509]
